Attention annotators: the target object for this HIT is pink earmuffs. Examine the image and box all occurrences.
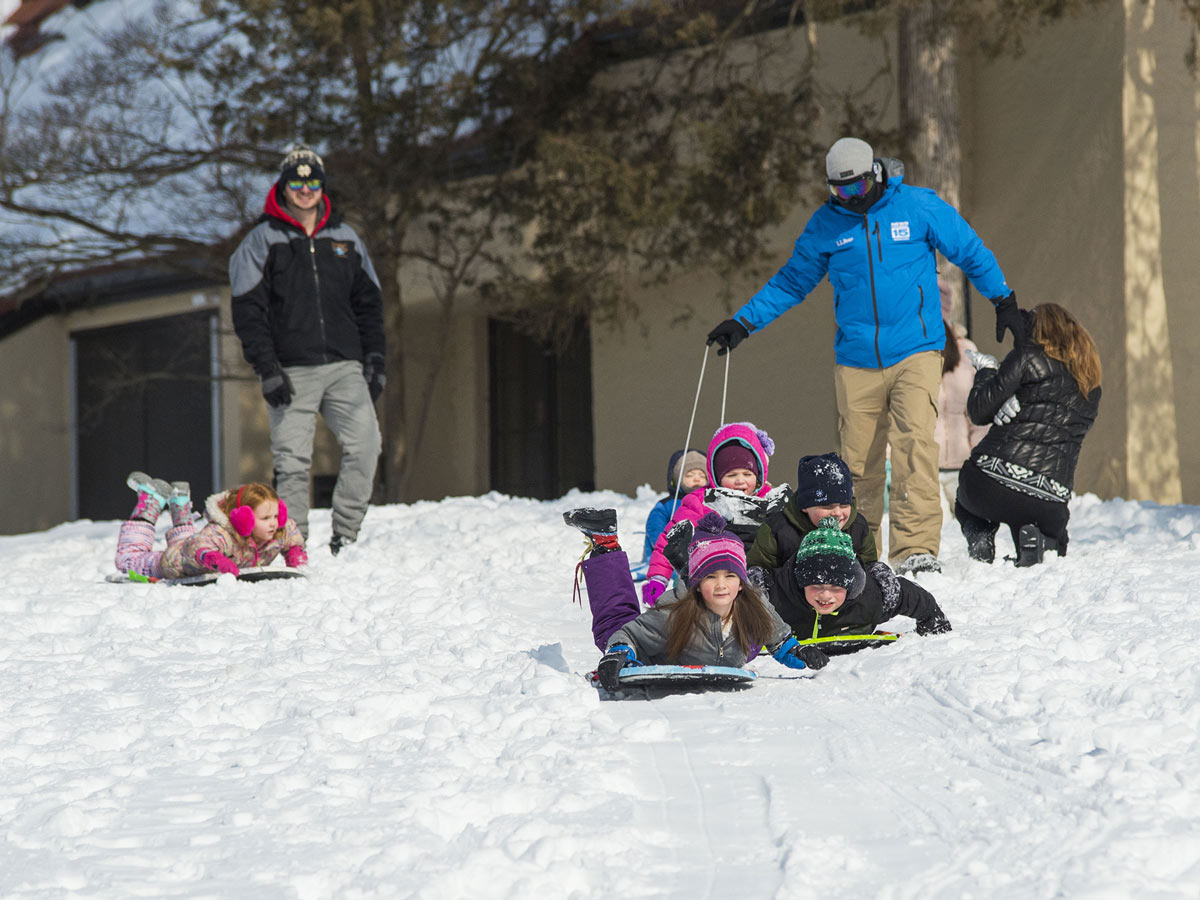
[228,486,287,537]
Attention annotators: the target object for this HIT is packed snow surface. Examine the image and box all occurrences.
[1,489,1199,898]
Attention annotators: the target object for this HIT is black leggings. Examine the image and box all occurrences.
[955,459,1071,553]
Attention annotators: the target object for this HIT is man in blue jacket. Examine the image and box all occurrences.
[706,137,1021,574]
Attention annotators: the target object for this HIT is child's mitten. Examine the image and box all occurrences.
[597,644,640,691]
[199,550,240,577]
[915,609,952,636]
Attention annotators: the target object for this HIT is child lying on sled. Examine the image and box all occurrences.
[751,516,952,667]
[564,508,826,691]
[114,472,307,580]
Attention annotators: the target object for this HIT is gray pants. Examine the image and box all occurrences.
[269,360,382,541]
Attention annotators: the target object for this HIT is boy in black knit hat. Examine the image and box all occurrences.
[747,451,877,573]
[751,516,950,666]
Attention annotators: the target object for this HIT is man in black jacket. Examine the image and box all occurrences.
[230,146,385,554]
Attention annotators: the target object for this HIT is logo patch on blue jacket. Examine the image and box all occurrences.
[890,221,911,241]
[836,235,855,247]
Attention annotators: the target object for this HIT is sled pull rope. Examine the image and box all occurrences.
[721,350,730,427]
[668,344,712,510]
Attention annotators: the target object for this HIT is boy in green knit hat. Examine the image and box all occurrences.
[751,516,951,667]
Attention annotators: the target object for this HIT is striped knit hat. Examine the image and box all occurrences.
[793,515,866,596]
[687,512,748,586]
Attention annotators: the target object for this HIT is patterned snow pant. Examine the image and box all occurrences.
[114,519,195,579]
[955,459,1070,553]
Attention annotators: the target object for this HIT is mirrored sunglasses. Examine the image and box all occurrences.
[286,179,323,192]
[828,173,874,201]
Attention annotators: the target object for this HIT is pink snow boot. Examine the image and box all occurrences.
[127,471,171,524]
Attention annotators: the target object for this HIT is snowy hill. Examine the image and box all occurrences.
[1,489,1198,898]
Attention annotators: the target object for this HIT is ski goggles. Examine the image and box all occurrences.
[285,179,324,192]
[828,172,874,202]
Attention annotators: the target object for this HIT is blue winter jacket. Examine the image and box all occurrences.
[731,169,1010,369]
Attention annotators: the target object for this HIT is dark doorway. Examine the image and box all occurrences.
[74,311,215,520]
[488,319,594,499]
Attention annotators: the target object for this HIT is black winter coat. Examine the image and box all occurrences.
[230,190,385,376]
[746,496,878,572]
[967,328,1099,491]
[754,561,944,654]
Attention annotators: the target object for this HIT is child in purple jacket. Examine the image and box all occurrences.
[563,507,826,690]
[114,472,307,580]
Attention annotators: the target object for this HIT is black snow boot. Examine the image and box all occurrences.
[961,520,997,564]
[330,533,356,556]
[1015,524,1046,567]
[562,508,620,555]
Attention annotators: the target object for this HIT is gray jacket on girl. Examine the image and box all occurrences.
[607,592,793,667]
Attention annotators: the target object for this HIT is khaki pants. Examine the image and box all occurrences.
[834,351,943,564]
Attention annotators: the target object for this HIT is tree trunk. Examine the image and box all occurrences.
[898,1,966,329]
[377,248,408,504]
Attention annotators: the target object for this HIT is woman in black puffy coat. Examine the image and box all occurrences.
[955,303,1101,566]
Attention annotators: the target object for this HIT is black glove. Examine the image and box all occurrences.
[793,643,830,670]
[597,644,639,691]
[915,610,952,636]
[771,636,829,671]
[261,368,294,408]
[363,352,386,403]
[993,292,1026,347]
[662,519,694,576]
[706,319,749,355]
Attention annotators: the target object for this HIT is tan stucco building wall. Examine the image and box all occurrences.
[0,286,339,534]
[593,0,1198,505]
[395,304,490,500]
[1,0,1197,533]
[0,316,72,532]
[967,0,1200,505]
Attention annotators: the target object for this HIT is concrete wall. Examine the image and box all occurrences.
[4,0,1199,522]
[965,1,1127,499]
[591,17,890,495]
[397,303,490,501]
[597,0,1200,505]
[0,286,283,534]
[0,316,71,533]
[968,0,1200,504]
[1119,0,1200,504]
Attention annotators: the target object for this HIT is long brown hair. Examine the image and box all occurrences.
[663,578,776,662]
[217,482,279,541]
[942,319,960,374]
[1032,303,1102,396]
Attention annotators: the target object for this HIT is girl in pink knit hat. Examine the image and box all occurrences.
[642,421,790,606]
